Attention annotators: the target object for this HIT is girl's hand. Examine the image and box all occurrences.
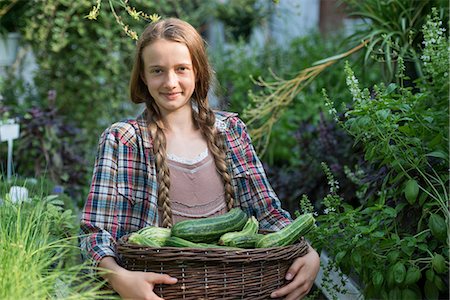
[99,256,177,300]
[109,268,178,300]
[270,245,320,300]
[110,270,177,300]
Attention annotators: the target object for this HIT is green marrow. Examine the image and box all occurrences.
[218,216,260,248]
[255,213,315,248]
[164,236,240,249]
[128,232,161,247]
[136,226,171,246]
[171,208,248,243]
[219,234,263,248]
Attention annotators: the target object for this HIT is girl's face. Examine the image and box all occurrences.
[141,39,196,117]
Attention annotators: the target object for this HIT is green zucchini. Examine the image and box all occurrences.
[171,208,248,243]
[137,226,171,246]
[128,232,160,247]
[219,234,263,248]
[164,236,239,249]
[255,213,315,248]
[164,236,207,248]
[218,216,260,248]
[241,216,259,233]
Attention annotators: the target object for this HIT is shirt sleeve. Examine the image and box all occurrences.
[234,117,292,231]
[79,127,120,267]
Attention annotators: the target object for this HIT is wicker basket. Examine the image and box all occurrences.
[117,235,308,300]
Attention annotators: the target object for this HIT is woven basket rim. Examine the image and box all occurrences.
[117,234,308,263]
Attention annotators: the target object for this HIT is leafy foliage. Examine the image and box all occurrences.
[214,0,272,41]
[19,0,142,151]
[0,81,89,200]
[213,31,381,164]
[343,0,449,81]
[304,10,449,299]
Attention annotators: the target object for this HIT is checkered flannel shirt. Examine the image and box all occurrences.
[80,110,292,266]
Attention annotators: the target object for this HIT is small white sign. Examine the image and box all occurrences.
[0,123,20,141]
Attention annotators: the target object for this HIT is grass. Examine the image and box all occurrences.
[0,192,116,299]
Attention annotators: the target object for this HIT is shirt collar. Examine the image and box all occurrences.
[136,110,153,149]
[135,109,236,149]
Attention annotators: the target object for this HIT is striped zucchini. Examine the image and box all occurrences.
[171,208,248,243]
[137,226,171,246]
[219,234,263,248]
[255,213,315,248]
[164,236,209,248]
[164,236,239,249]
[128,232,161,247]
[218,216,260,248]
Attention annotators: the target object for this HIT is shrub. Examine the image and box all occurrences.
[306,10,449,298]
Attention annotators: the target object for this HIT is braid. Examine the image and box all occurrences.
[195,103,235,211]
[147,107,173,228]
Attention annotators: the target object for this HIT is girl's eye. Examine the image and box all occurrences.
[177,66,188,72]
[150,68,162,74]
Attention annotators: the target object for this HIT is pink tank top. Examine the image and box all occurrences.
[158,149,227,226]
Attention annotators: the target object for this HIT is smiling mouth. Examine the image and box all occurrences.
[160,92,181,101]
[162,92,182,97]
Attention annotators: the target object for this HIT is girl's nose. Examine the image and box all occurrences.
[163,71,177,89]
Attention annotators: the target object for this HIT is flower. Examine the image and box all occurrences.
[149,13,161,23]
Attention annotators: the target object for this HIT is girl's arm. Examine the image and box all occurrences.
[80,123,177,299]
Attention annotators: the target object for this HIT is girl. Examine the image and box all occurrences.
[80,18,320,300]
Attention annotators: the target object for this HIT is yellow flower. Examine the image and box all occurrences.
[85,6,99,20]
[129,30,138,40]
[149,13,161,23]
[126,6,141,20]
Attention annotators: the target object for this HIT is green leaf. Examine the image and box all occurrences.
[393,262,406,284]
[404,266,422,285]
[417,243,429,251]
[384,207,397,218]
[312,51,354,65]
[387,250,400,263]
[356,115,371,127]
[398,125,411,135]
[424,280,439,300]
[376,109,391,120]
[426,269,435,282]
[389,287,402,300]
[335,250,347,264]
[434,275,446,291]
[423,116,434,123]
[384,83,397,94]
[418,192,428,206]
[401,243,415,257]
[429,214,447,241]
[43,195,60,202]
[426,151,448,160]
[431,253,446,274]
[404,179,419,205]
[372,271,384,288]
[351,250,362,269]
[429,133,443,147]
[401,288,419,300]
[372,231,384,238]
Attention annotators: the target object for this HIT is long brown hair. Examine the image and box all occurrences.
[129,18,235,227]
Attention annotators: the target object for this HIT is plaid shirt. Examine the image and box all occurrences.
[80,110,292,265]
